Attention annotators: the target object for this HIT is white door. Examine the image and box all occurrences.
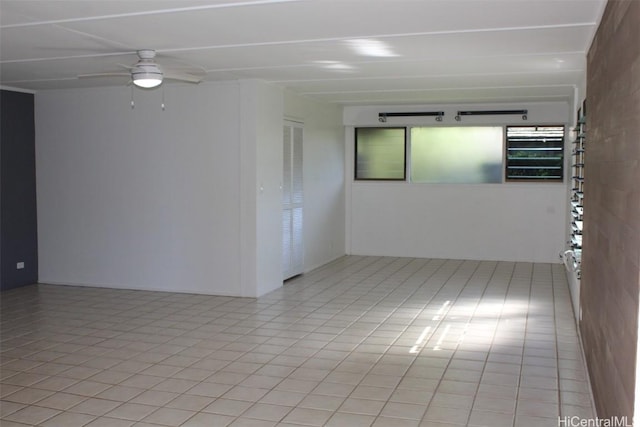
[283,121,304,280]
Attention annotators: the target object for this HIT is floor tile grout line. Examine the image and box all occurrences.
[440,260,500,427]
[407,260,493,425]
[552,262,565,423]
[480,261,520,426]
[511,262,535,427]
[462,260,515,427]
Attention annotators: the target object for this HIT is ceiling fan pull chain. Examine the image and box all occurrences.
[130,86,135,109]
[161,87,166,111]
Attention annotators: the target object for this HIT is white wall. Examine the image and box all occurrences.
[345,102,570,263]
[36,83,245,295]
[241,80,285,296]
[36,80,346,297]
[284,91,346,272]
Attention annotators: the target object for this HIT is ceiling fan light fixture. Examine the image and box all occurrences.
[132,70,163,88]
[131,55,163,88]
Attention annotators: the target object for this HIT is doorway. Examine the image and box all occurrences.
[282,121,304,280]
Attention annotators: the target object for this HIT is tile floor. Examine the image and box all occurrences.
[1,256,595,426]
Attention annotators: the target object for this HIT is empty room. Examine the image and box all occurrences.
[1,1,639,426]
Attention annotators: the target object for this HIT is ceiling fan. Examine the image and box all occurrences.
[79,49,204,89]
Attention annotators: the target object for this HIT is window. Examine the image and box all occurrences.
[411,127,503,183]
[354,125,565,183]
[506,126,564,181]
[355,127,406,180]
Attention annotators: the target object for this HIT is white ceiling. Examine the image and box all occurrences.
[0,0,607,105]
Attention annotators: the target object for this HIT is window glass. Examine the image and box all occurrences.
[410,127,503,183]
[355,128,406,180]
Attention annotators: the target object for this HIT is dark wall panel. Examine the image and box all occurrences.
[1,89,38,290]
[581,0,640,419]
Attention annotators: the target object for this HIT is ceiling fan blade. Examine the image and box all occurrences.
[164,71,203,84]
[76,49,205,86]
[78,72,130,79]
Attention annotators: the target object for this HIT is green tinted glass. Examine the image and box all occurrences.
[355,128,406,180]
[411,127,503,183]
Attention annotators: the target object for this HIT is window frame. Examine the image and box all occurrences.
[353,124,565,184]
[354,127,407,181]
[505,125,565,182]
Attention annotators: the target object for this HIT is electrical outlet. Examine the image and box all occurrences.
[17,262,25,269]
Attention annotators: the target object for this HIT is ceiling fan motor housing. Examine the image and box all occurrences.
[131,49,163,88]
[136,49,156,60]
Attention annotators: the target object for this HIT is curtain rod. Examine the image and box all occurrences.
[455,109,528,121]
[378,111,444,123]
